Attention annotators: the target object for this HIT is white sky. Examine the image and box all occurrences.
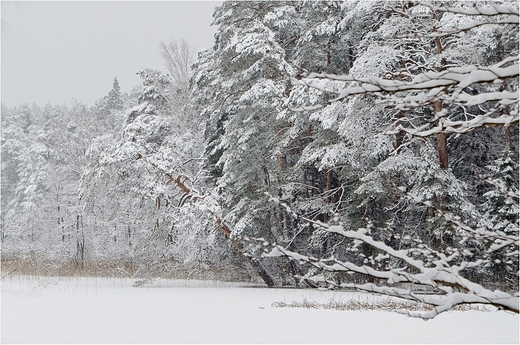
[1,1,221,108]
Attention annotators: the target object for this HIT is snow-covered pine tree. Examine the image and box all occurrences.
[106,77,124,113]
[258,0,519,317]
[194,1,305,285]
[479,151,519,288]
[278,1,392,272]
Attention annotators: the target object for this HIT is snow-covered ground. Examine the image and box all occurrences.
[2,276,518,344]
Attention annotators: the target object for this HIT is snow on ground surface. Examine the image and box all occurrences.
[2,276,518,344]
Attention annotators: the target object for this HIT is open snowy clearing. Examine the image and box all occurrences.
[2,276,518,344]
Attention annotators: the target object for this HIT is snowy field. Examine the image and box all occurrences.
[2,276,518,344]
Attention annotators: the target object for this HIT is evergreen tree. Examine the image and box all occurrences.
[194,1,306,285]
[106,77,123,112]
[483,152,520,234]
[480,151,519,288]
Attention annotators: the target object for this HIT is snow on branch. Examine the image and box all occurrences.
[425,15,519,38]
[290,1,518,137]
[390,111,519,137]
[396,2,520,38]
[256,193,519,319]
[419,1,519,17]
[293,57,518,105]
[292,56,519,136]
[402,189,519,250]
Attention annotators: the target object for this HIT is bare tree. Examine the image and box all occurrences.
[159,37,195,93]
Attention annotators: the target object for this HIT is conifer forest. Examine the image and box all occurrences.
[2,1,519,319]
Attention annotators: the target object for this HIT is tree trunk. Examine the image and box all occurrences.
[170,175,276,287]
[274,126,287,172]
[302,166,309,198]
[433,33,449,170]
[437,132,448,170]
[435,101,448,170]
[306,125,320,196]
[394,111,405,150]
[325,169,333,204]
[248,257,275,287]
[323,169,334,223]
[297,134,309,198]
[127,212,132,248]
[75,215,85,269]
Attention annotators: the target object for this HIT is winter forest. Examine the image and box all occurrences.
[2,0,519,320]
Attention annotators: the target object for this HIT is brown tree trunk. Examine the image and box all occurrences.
[263,166,270,187]
[437,132,448,170]
[326,169,333,204]
[301,168,309,198]
[394,111,405,150]
[323,169,334,223]
[433,32,449,170]
[435,101,448,170]
[306,125,319,197]
[297,134,309,198]
[274,125,287,172]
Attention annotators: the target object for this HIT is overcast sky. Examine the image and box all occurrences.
[1,1,221,108]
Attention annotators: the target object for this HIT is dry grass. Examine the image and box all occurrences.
[271,297,491,312]
[1,257,141,279]
[0,257,250,282]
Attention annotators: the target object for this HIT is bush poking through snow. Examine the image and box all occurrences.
[272,298,491,313]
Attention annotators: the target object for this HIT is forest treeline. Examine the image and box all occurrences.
[1,0,518,316]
